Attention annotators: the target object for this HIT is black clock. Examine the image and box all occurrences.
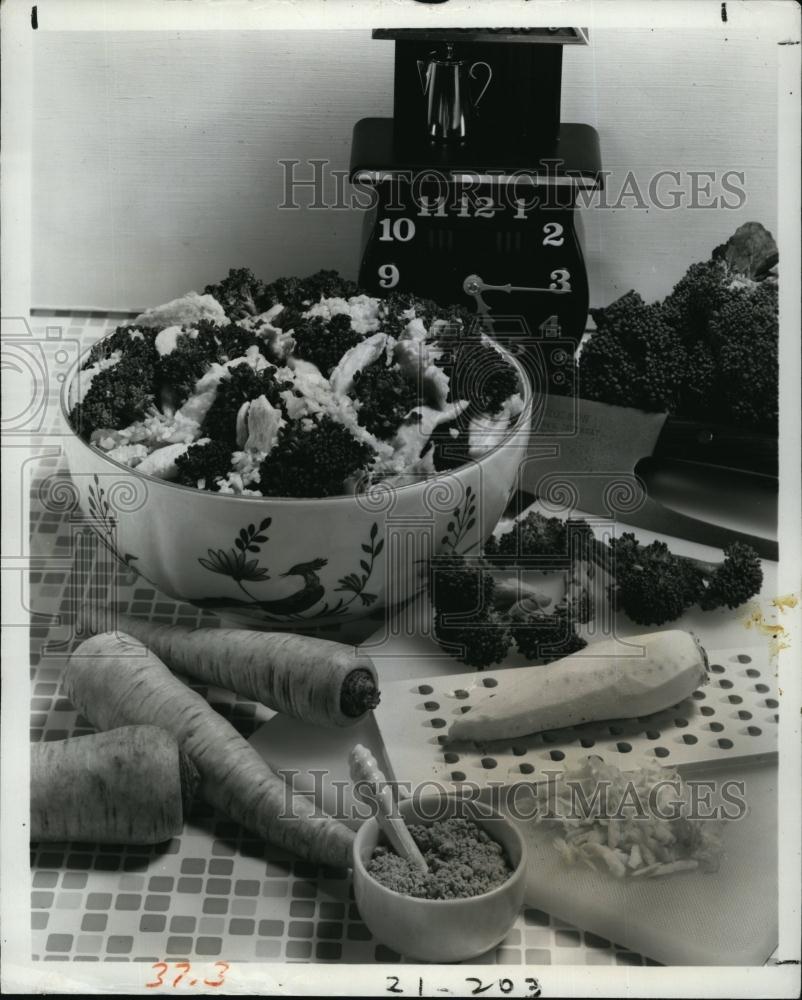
[354,173,592,347]
[349,29,602,353]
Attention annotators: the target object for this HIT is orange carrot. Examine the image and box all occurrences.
[64,632,355,868]
[30,725,197,844]
[102,613,380,727]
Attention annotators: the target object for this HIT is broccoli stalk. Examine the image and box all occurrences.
[429,552,586,669]
[609,536,763,624]
[486,511,763,629]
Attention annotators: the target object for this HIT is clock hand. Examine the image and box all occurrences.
[463,273,570,316]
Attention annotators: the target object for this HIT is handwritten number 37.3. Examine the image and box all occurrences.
[146,961,230,988]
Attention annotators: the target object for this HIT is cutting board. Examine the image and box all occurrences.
[507,758,778,966]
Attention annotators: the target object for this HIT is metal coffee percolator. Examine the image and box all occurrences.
[417,43,493,142]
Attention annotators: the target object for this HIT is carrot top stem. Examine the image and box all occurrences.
[340,668,381,717]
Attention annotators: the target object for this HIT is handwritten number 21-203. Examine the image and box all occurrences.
[385,976,541,996]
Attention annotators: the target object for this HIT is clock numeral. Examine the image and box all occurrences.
[378,263,399,289]
[513,199,527,221]
[456,194,498,219]
[378,217,416,242]
[418,196,447,218]
[542,222,565,247]
[549,268,572,293]
[474,196,497,219]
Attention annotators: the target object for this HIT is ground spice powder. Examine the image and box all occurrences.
[365,817,513,899]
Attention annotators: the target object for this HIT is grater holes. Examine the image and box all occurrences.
[519,762,535,775]
[654,747,670,758]
[481,757,497,770]
[453,689,469,700]
[692,690,706,700]
[418,685,433,695]
[451,771,466,782]
[709,722,724,732]
[745,668,760,678]
[430,718,447,729]
[443,752,459,764]
[736,653,752,663]
[711,664,725,673]
[718,679,734,689]
[727,695,743,705]
[746,726,762,737]
[608,725,624,736]
[482,678,498,688]
[754,683,769,693]
[548,750,565,762]
[423,701,440,711]
[645,730,660,740]
[737,710,752,720]
[681,734,698,745]
[716,738,733,750]
[512,745,527,756]
[616,742,632,753]
[700,706,715,716]
[764,698,778,708]
[579,737,596,748]
[674,718,688,728]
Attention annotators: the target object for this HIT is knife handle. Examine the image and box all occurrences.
[654,417,777,478]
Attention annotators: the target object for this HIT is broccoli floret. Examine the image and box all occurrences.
[678,340,719,421]
[204,321,263,362]
[203,267,265,321]
[608,532,763,624]
[488,510,600,565]
[260,270,360,311]
[380,291,473,339]
[696,542,764,611]
[351,359,419,438]
[85,325,158,368]
[200,363,292,448]
[580,294,688,412]
[433,608,512,670]
[427,415,473,472]
[173,440,233,490]
[609,534,703,626]
[439,339,520,415]
[154,323,223,410]
[291,313,363,375]
[660,260,735,343]
[257,415,375,497]
[430,554,496,616]
[508,604,587,662]
[708,281,778,432]
[70,355,156,440]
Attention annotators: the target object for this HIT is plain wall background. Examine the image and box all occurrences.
[32,26,778,311]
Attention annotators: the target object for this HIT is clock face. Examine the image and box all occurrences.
[358,181,590,347]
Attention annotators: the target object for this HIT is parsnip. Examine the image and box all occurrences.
[64,633,355,867]
[30,725,198,844]
[448,630,708,742]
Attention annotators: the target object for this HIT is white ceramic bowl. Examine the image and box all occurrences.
[352,794,527,963]
[59,341,533,629]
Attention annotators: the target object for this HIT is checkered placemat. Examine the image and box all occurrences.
[25,313,655,968]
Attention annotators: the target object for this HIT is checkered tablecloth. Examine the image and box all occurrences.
[25,312,656,968]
